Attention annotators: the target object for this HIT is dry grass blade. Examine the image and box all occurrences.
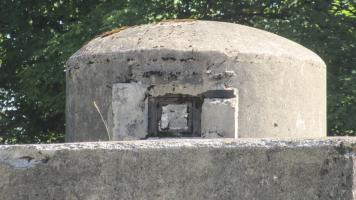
[93,101,111,140]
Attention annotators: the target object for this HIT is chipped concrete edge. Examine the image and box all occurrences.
[66,49,325,72]
[0,137,355,151]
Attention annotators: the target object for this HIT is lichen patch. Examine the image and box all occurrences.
[99,26,132,38]
[159,18,197,24]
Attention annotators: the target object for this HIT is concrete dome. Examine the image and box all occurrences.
[66,20,326,142]
[71,20,323,65]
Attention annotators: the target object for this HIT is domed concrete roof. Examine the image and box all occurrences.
[70,20,324,66]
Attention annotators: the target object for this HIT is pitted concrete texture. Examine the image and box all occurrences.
[1,137,356,200]
[66,20,326,141]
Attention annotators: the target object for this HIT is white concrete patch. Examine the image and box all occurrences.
[112,83,148,140]
[296,113,306,131]
[201,98,238,138]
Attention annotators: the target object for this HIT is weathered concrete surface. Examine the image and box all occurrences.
[66,20,326,142]
[160,104,189,131]
[201,98,238,138]
[112,83,147,140]
[1,137,356,200]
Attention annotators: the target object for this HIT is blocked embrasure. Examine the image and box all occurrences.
[159,104,189,131]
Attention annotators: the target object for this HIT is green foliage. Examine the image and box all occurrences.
[0,0,355,143]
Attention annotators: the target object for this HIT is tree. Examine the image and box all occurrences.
[0,0,101,143]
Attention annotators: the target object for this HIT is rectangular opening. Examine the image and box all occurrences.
[148,94,202,137]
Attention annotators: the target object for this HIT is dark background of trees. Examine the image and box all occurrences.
[0,0,355,144]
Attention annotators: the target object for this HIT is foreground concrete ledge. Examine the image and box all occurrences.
[2,137,356,150]
[1,137,356,199]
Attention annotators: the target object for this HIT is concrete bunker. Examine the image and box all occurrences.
[66,20,326,142]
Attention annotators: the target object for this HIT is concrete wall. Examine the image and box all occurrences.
[1,138,356,200]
